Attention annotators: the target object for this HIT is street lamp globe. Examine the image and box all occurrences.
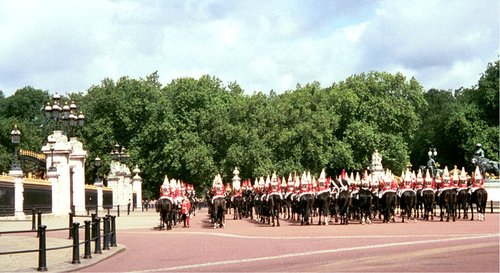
[10,125,20,144]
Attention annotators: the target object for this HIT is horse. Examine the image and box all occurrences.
[439,189,457,222]
[336,189,351,225]
[380,191,397,223]
[358,188,373,224]
[456,188,469,219]
[212,196,226,228]
[268,194,282,227]
[399,190,417,223]
[225,192,233,215]
[232,194,244,220]
[242,189,255,219]
[421,189,435,221]
[469,188,488,221]
[157,198,174,230]
[315,190,331,225]
[299,193,314,225]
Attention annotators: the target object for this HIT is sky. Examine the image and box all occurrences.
[0,0,498,97]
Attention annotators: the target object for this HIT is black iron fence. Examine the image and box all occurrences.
[0,213,118,271]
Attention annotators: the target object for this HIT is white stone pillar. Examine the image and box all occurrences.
[132,174,142,209]
[47,170,65,215]
[41,131,72,216]
[95,182,103,212]
[69,137,87,214]
[107,174,119,210]
[9,169,24,217]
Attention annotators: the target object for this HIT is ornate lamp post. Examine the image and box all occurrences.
[94,156,102,185]
[427,146,438,178]
[48,138,57,172]
[10,125,21,171]
[112,144,130,163]
[44,93,84,136]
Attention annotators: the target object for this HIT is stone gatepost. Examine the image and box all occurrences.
[9,168,24,217]
[94,180,104,212]
[132,165,142,209]
[41,131,72,216]
[69,137,87,214]
[46,170,60,214]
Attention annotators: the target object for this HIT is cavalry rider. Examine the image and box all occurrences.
[422,169,436,194]
[379,169,397,198]
[181,195,191,228]
[399,170,415,197]
[159,175,172,199]
[415,169,424,191]
[212,174,225,199]
[350,172,360,197]
[299,172,313,197]
[457,167,469,193]
[470,165,484,193]
[268,172,283,199]
[360,170,370,191]
[450,166,459,189]
[286,173,295,199]
[316,169,329,195]
[438,166,451,196]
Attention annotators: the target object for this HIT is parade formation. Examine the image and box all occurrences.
[156,148,491,230]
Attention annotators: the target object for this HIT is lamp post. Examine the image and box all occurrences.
[10,125,21,171]
[94,156,101,185]
[44,93,84,136]
[112,144,130,163]
[48,138,57,172]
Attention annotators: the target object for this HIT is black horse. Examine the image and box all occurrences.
[336,190,351,225]
[268,194,282,227]
[456,189,469,219]
[213,196,226,228]
[421,189,435,221]
[315,190,331,225]
[157,198,174,230]
[232,195,244,220]
[358,189,373,224]
[469,188,488,221]
[439,189,457,222]
[380,191,397,223]
[400,190,417,223]
[299,193,314,225]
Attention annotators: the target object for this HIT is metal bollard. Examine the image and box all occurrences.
[36,210,42,237]
[69,212,74,239]
[103,215,110,250]
[94,217,102,254]
[491,200,494,213]
[32,209,37,231]
[84,220,92,259]
[110,215,117,247]
[128,203,131,215]
[37,225,47,271]
[117,205,120,217]
[71,222,81,264]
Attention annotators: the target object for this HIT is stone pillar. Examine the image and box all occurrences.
[9,169,24,217]
[107,174,119,210]
[41,131,72,216]
[47,170,63,215]
[69,137,87,214]
[132,165,142,209]
[95,181,103,212]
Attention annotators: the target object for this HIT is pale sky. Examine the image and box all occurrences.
[0,0,498,97]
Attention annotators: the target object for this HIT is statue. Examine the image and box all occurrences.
[472,143,499,176]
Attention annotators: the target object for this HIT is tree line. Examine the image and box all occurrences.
[0,60,498,199]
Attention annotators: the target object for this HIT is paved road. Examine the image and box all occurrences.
[81,208,499,272]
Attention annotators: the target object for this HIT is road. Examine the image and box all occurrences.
[82,208,499,272]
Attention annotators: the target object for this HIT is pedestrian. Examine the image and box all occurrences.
[181,195,191,228]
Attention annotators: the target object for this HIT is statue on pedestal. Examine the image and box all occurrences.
[472,143,499,177]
